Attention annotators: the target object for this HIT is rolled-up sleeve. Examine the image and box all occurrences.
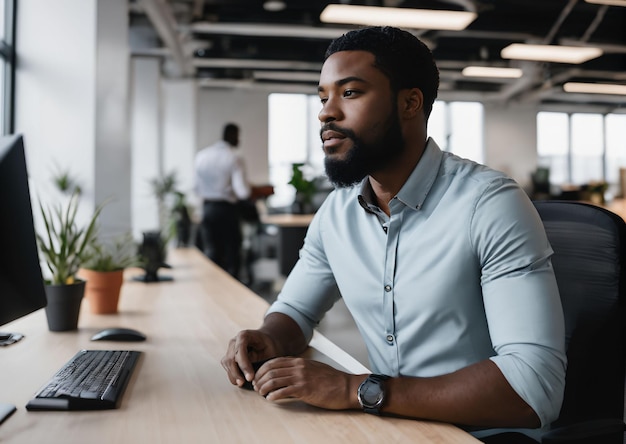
[266,209,341,343]
[473,178,567,426]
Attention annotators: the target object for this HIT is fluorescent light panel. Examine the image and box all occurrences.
[320,4,477,31]
[462,66,523,78]
[501,43,603,64]
[584,0,626,6]
[563,82,626,95]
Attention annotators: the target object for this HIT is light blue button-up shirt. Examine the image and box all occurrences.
[267,139,566,427]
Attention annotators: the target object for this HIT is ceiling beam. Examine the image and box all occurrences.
[137,0,195,77]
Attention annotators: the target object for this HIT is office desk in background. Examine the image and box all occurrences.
[1,248,478,444]
[260,213,314,276]
[603,198,626,222]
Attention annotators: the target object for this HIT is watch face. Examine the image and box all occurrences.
[360,378,384,407]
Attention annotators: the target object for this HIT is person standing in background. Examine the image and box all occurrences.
[194,123,251,279]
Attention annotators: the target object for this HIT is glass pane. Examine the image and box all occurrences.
[0,58,4,135]
[605,114,626,190]
[0,0,5,40]
[537,112,569,156]
[448,102,483,163]
[537,112,569,185]
[307,94,324,175]
[268,93,308,208]
[571,113,604,185]
[428,100,447,151]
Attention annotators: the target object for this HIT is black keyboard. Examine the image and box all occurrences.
[26,350,141,411]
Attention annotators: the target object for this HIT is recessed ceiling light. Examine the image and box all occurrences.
[584,0,626,6]
[563,82,626,95]
[462,66,523,78]
[263,1,286,12]
[501,43,603,64]
[320,4,477,31]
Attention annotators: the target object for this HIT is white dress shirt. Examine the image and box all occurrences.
[194,140,250,203]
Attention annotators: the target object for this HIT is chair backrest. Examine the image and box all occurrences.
[533,201,626,427]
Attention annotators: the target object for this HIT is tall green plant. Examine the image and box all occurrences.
[82,233,139,272]
[36,192,104,285]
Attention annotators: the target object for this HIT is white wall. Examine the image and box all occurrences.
[162,79,197,203]
[483,104,539,191]
[197,88,270,186]
[95,0,130,237]
[16,0,130,239]
[130,57,161,237]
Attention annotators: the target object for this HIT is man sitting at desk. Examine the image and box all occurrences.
[222,26,565,442]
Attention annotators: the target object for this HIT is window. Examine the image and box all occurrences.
[537,112,569,185]
[267,94,321,207]
[429,101,484,163]
[268,94,484,207]
[571,113,603,185]
[605,114,626,187]
[0,0,15,135]
[537,111,626,191]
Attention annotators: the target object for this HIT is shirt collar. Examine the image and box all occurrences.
[358,138,443,212]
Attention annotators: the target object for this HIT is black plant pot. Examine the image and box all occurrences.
[44,280,85,332]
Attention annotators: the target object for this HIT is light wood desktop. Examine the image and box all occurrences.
[1,248,477,443]
[603,198,626,222]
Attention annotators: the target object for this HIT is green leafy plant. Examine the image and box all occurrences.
[36,192,105,285]
[288,163,316,205]
[82,233,139,272]
[52,168,82,195]
[149,171,180,235]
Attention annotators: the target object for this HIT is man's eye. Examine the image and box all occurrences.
[320,97,328,104]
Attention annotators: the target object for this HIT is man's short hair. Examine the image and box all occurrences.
[325,26,439,119]
[223,123,239,140]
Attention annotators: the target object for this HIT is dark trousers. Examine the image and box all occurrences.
[200,201,242,279]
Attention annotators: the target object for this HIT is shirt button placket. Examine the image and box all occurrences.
[384,284,395,344]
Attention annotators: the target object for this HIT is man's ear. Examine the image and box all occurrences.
[399,88,423,119]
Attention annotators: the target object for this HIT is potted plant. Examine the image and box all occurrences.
[78,233,139,314]
[36,192,104,331]
[288,163,316,214]
[585,181,609,206]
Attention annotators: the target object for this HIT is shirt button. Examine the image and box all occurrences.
[386,335,394,343]
[384,285,392,292]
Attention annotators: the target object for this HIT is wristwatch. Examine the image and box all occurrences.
[357,374,390,415]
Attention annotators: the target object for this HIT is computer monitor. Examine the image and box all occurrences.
[0,134,47,425]
[0,134,47,334]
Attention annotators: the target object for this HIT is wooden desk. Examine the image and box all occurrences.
[603,198,626,222]
[260,213,314,276]
[0,248,477,443]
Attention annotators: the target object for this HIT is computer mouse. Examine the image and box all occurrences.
[90,327,147,342]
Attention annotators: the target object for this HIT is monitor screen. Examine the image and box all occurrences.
[0,134,46,328]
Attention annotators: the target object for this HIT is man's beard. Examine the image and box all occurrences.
[322,111,405,188]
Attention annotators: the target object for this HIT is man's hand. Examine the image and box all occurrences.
[253,357,363,410]
[221,329,280,388]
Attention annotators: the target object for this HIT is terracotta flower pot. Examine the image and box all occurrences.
[78,268,124,314]
[44,280,86,331]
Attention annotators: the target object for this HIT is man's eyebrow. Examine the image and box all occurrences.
[318,76,367,93]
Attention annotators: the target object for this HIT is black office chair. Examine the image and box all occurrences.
[533,201,626,444]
